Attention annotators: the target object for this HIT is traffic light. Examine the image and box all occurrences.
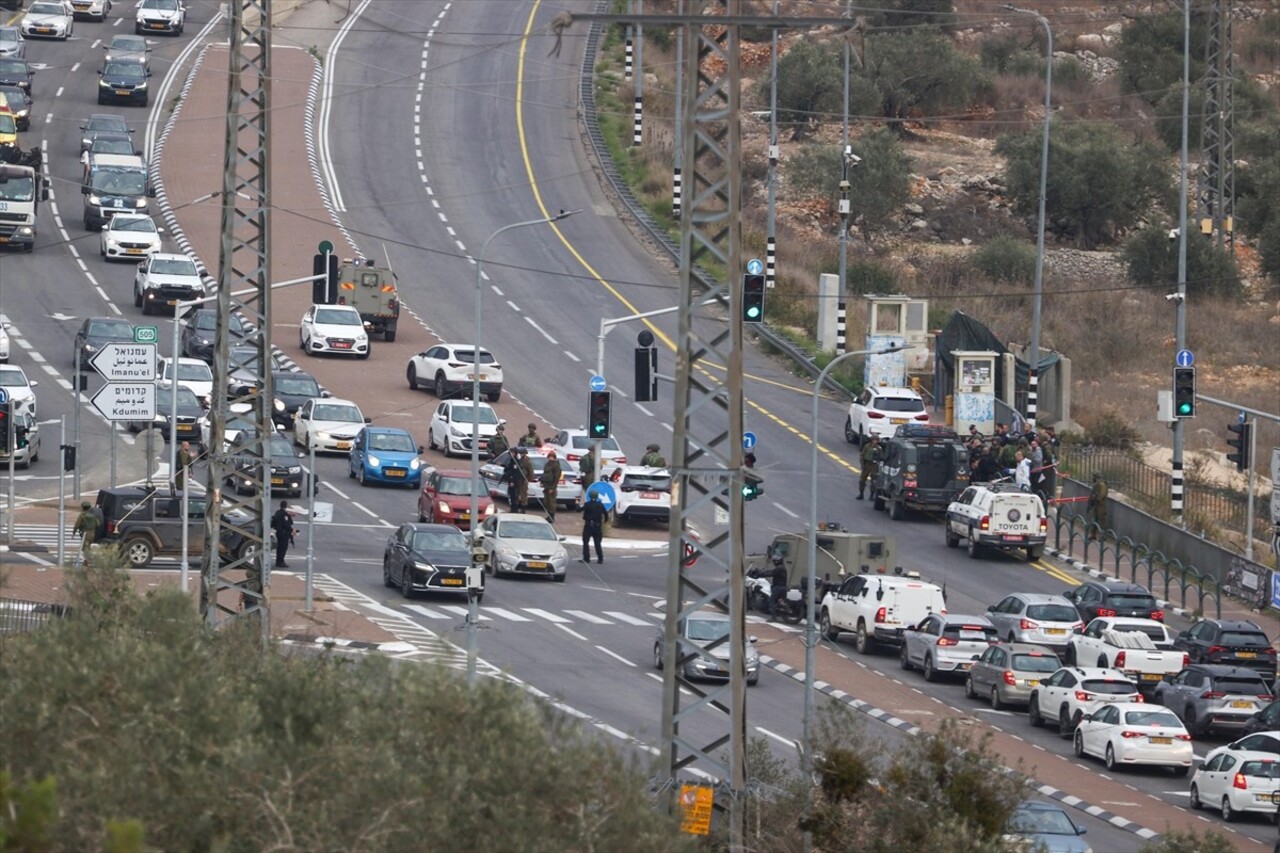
[1226,422,1252,471]
[634,346,657,403]
[312,252,339,304]
[14,423,28,450]
[743,273,765,323]
[742,472,763,501]
[1173,367,1196,418]
[0,402,8,453]
[62,445,76,472]
[587,390,612,439]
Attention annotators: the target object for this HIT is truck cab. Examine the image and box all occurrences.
[0,160,49,250]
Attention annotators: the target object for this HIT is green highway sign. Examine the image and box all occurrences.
[134,325,158,344]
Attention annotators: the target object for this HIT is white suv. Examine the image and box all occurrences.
[945,483,1047,561]
[405,343,503,402]
[1028,666,1142,737]
[135,0,183,35]
[610,466,671,524]
[844,385,929,444]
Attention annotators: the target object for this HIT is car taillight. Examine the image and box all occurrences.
[1259,694,1276,701]
[1207,645,1227,654]
[1003,671,1017,686]
[1019,619,1039,630]
[867,411,885,419]
[1038,517,1047,533]
[1151,610,1164,621]
[1201,691,1225,700]
[1266,648,1278,656]
[979,515,990,531]
[387,298,398,310]
[565,453,582,462]
[937,637,957,646]
[1182,653,1190,668]
[1120,731,1144,738]
[1234,772,1249,789]
[1114,651,1126,668]
[914,413,929,421]
[874,607,886,624]
[106,520,117,534]
[1133,694,1144,703]
[1176,734,1192,741]
[616,456,627,464]
[1074,690,1093,701]
[1097,608,1117,617]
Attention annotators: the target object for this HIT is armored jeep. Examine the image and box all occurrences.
[336,258,399,341]
[743,525,895,611]
[869,423,969,520]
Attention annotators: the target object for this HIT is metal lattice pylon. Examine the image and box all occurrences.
[659,1,748,847]
[200,0,274,637]
[1198,0,1234,249]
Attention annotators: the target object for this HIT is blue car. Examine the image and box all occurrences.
[349,426,424,487]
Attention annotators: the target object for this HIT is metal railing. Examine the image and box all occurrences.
[0,598,69,634]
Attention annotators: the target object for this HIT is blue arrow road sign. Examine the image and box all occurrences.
[746,258,763,276]
[0,388,7,404]
[742,431,757,451]
[1176,349,1194,368]
[586,481,617,510]
[589,375,607,392]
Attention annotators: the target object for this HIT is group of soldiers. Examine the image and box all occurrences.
[963,423,1061,503]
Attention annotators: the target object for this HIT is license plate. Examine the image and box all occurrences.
[1027,680,1039,687]
[116,90,131,96]
[1149,736,1172,744]
[441,578,464,586]
[890,418,907,425]
[1237,652,1258,659]
[526,561,549,569]
[125,248,144,254]
[270,477,283,485]
[37,27,52,33]
[1231,700,1255,708]
[386,469,406,478]
[641,491,660,499]
[166,299,177,306]
[458,513,469,520]
[1046,628,1066,635]
[1001,534,1025,542]
[148,23,165,28]
[335,441,351,450]
[1142,673,1164,681]
[0,236,8,243]
[466,373,488,381]
[333,341,351,349]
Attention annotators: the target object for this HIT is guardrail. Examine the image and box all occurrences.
[0,598,70,634]
[578,5,851,402]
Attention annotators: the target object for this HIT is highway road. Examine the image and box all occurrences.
[0,1,1269,849]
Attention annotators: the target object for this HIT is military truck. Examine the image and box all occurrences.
[743,525,895,612]
[336,258,399,341]
[869,423,969,520]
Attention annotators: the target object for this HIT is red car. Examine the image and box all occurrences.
[418,468,494,530]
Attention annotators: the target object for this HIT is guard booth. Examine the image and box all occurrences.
[951,350,998,435]
[864,295,930,389]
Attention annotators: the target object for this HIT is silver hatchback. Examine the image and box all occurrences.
[985,592,1082,653]
[966,642,1062,709]
[901,613,998,682]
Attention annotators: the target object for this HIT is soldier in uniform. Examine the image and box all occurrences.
[640,443,666,468]
[857,435,881,500]
[578,448,595,488]
[175,441,194,491]
[518,423,542,448]
[1087,472,1109,540]
[487,424,510,460]
[540,450,562,523]
[73,500,100,554]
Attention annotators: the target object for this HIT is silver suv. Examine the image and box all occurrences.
[1154,665,1274,736]
[900,613,997,682]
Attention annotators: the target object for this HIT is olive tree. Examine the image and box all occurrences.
[856,28,989,129]
[784,129,912,242]
[1122,226,1243,299]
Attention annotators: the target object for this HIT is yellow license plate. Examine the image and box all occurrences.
[1046,628,1066,635]
[441,578,464,586]
[458,513,469,520]
[1142,673,1164,681]
[125,248,144,254]
[1231,700,1255,708]
[270,478,283,485]
[891,418,907,425]
[116,90,131,96]
[1237,652,1258,659]
[335,441,351,450]
[1027,680,1039,687]
[386,470,405,478]
[0,237,8,243]
[1150,736,1172,744]
[526,561,549,569]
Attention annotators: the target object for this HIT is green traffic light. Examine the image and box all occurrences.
[745,306,761,319]
[1177,403,1192,415]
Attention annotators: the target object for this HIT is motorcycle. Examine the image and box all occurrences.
[745,567,809,624]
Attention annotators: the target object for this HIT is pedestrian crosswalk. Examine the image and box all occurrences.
[398,602,659,628]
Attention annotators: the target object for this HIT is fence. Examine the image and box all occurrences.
[0,598,69,634]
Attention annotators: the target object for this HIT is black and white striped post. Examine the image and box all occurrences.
[672,166,682,219]
[633,96,643,145]
[624,34,633,80]
[1171,462,1184,516]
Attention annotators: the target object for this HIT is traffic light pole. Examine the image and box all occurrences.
[1198,394,1280,562]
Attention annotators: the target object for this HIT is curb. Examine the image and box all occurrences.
[760,655,1161,842]
[280,634,416,654]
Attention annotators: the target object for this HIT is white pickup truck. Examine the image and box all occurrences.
[819,572,947,654]
[1066,617,1189,690]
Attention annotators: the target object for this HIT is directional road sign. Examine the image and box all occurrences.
[89,342,157,382]
[134,325,158,344]
[742,431,757,451]
[746,258,763,276]
[0,388,7,405]
[589,375,607,392]
[1176,349,1194,368]
[585,481,617,511]
[89,383,156,422]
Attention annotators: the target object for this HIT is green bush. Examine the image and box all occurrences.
[1116,11,1207,107]
[857,28,990,125]
[980,32,1033,75]
[1082,408,1143,450]
[971,236,1036,283]
[768,39,844,135]
[1121,226,1243,299]
[848,259,899,295]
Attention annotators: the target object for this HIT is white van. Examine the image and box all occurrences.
[820,572,948,653]
[944,483,1047,560]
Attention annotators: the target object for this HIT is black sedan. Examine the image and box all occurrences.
[0,57,33,95]
[226,430,314,497]
[270,369,325,429]
[382,523,478,600]
[98,60,150,106]
[179,307,246,361]
[73,316,134,369]
[130,382,204,444]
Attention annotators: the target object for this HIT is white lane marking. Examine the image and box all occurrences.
[595,645,635,667]
[350,502,379,518]
[523,607,570,623]
[604,610,652,626]
[482,606,531,622]
[754,726,796,749]
[565,609,612,624]
[438,604,489,621]
[404,604,448,620]
[557,623,588,642]
[773,502,798,519]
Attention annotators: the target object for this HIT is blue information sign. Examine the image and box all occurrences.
[0,388,7,405]
[589,375,607,392]
[585,481,617,510]
[1176,349,1194,368]
[746,258,763,276]
[742,431,757,451]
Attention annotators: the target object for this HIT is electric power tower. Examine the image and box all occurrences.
[1198,0,1235,250]
[199,0,275,638]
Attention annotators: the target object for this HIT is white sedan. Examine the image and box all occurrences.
[427,399,503,458]
[158,357,213,406]
[472,512,568,581]
[298,304,369,359]
[100,212,162,260]
[0,364,38,415]
[1072,701,1193,774]
[0,321,10,363]
[21,1,73,40]
[844,385,929,444]
[293,397,368,454]
[1190,748,1280,820]
[406,343,503,401]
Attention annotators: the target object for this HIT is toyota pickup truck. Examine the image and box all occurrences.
[1066,616,1188,691]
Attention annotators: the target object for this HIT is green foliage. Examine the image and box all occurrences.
[0,771,58,852]
[848,260,899,296]
[979,32,1034,75]
[0,578,692,852]
[1116,11,1207,107]
[769,40,845,134]
[1082,408,1143,450]
[1051,56,1089,89]
[1121,226,1243,299]
[865,0,955,30]
[786,144,843,204]
[997,121,1170,248]
[1154,84,1205,153]
[785,130,912,241]
[1140,827,1238,853]
[857,28,990,125]
[971,235,1036,284]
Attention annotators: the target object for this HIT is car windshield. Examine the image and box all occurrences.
[409,529,468,552]
[29,2,66,13]
[169,386,200,408]
[314,308,361,326]
[1026,604,1079,621]
[0,366,27,386]
[0,171,33,201]
[874,395,925,413]
[145,0,179,9]
[0,28,19,41]
[167,362,211,382]
[275,375,319,396]
[1105,593,1157,609]
[451,348,496,365]
[313,403,361,423]
[571,435,621,451]
[0,115,13,135]
[1009,807,1077,835]
[92,138,134,155]
[150,258,198,277]
[1011,653,1060,673]
[368,432,416,453]
[111,216,156,233]
[1122,710,1181,727]
[109,36,147,52]
[86,117,128,134]
[88,319,134,339]
[1220,631,1270,647]
[438,476,484,495]
[90,170,147,196]
[496,519,557,541]
[687,617,730,643]
[1217,678,1269,695]
[192,311,245,333]
[1241,761,1280,778]
[622,474,672,491]
[450,405,499,426]
[267,435,294,458]
[105,63,145,81]
[229,348,261,370]
[0,60,27,75]
[1,92,25,111]
[1082,679,1137,695]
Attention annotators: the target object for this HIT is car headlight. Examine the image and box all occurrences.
[16,226,32,236]
[133,198,146,208]
[136,82,148,90]
[409,458,421,470]
[273,399,285,412]
[551,551,568,567]
[437,500,451,514]
[287,466,301,474]
[105,237,119,247]
[88,194,102,205]
[449,426,467,438]
[366,454,381,467]
[314,431,331,441]
[483,504,496,517]
[99,80,112,89]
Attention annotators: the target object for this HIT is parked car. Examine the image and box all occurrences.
[1154,664,1275,736]
[382,523,477,600]
[545,428,627,469]
[348,426,423,488]
[0,363,37,415]
[944,483,1047,560]
[900,614,998,682]
[653,610,759,686]
[1073,701,1193,774]
[1190,748,1280,821]
[405,343,503,401]
[844,385,929,444]
[1065,617,1187,690]
[1242,699,1280,736]
[472,512,567,581]
[1173,618,1277,682]
[608,465,671,524]
[1063,580,1163,623]
[984,593,1082,653]
[0,407,38,468]
[417,468,494,529]
[965,642,1060,710]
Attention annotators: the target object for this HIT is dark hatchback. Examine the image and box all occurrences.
[382,522,478,600]
[180,307,247,361]
[0,57,33,95]
[271,370,326,429]
[1174,618,1277,681]
[97,60,150,106]
[73,316,134,369]
[130,382,203,444]
[1063,580,1163,623]
[226,431,313,498]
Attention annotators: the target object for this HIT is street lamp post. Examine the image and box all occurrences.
[1005,5,1052,432]
[803,346,902,795]
[467,210,577,685]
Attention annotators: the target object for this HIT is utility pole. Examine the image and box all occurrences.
[836,0,851,354]
[765,0,777,289]
[200,0,274,640]
[1199,0,1235,250]
[1172,0,1191,526]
